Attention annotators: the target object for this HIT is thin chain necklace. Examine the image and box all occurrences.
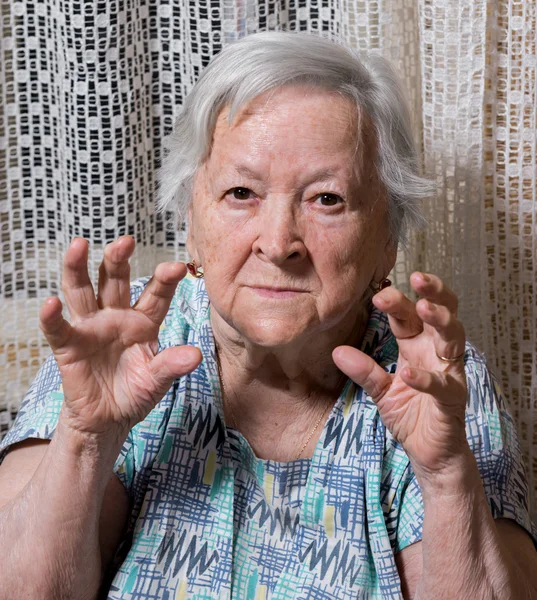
[215,348,335,461]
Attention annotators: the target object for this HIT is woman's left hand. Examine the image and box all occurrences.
[333,272,470,482]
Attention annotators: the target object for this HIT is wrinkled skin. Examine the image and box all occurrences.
[187,85,469,475]
[43,85,469,479]
[187,86,395,356]
[335,272,468,481]
[40,238,202,439]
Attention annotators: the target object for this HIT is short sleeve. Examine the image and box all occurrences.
[0,353,136,495]
[393,343,537,552]
[393,470,423,553]
[0,353,63,457]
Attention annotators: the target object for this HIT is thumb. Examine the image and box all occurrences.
[333,345,392,401]
[148,345,203,396]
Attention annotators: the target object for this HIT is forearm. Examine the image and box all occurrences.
[413,450,537,600]
[0,415,126,600]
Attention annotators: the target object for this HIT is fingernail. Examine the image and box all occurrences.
[426,300,436,311]
[418,272,430,283]
[332,347,344,361]
[405,367,416,379]
[373,295,386,306]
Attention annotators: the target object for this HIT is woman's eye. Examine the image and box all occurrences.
[229,187,253,200]
[316,193,343,207]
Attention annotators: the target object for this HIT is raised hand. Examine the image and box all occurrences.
[39,237,202,439]
[333,272,469,480]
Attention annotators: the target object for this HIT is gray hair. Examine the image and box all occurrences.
[157,31,433,245]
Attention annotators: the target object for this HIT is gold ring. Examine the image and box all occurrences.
[436,351,465,363]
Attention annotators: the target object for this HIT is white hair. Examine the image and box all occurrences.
[157,31,434,245]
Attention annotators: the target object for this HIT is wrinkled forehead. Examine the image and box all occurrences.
[207,85,378,182]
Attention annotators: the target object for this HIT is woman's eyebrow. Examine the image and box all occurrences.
[233,164,264,181]
[303,168,339,184]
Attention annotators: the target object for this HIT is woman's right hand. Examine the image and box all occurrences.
[39,236,202,439]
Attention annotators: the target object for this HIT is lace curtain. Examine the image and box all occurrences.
[1,0,536,516]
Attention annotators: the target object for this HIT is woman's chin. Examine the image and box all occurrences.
[238,318,310,348]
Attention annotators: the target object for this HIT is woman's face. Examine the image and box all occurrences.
[187,85,396,347]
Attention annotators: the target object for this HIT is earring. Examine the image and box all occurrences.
[370,278,391,293]
[186,261,204,278]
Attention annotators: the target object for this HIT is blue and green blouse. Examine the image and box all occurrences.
[1,275,536,599]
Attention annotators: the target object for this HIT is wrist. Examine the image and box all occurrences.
[411,445,483,502]
[53,412,128,476]
[57,405,130,451]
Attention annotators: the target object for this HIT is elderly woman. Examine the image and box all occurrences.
[0,32,536,600]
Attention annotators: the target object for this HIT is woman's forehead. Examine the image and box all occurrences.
[215,85,357,139]
[208,85,375,180]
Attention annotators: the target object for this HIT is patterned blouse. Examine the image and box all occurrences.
[1,275,536,600]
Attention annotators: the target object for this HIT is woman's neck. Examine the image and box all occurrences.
[210,302,370,441]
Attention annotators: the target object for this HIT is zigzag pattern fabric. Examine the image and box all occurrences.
[1,275,535,599]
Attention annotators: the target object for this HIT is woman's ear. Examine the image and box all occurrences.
[373,236,398,282]
[185,202,199,262]
[385,237,398,275]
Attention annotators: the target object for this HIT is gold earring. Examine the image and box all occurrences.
[186,261,204,278]
[370,278,391,293]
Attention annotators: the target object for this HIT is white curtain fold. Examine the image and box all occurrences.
[1,0,536,516]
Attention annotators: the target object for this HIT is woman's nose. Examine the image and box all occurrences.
[252,202,307,266]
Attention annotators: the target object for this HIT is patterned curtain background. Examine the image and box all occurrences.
[1,0,536,517]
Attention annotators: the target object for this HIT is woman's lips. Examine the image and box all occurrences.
[249,286,306,299]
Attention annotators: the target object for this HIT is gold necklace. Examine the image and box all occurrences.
[215,349,335,461]
[214,352,240,430]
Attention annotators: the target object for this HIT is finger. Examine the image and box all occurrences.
[372,286,424,339]
[333,345,392,401]
[97,236,135,309]
[415,300,466,365]
[148,345,203,398]
[39,296,74,352]
[400,367,466,410]
[133,262,187,326]
[62,238,99,318]
[410,272,458,316]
